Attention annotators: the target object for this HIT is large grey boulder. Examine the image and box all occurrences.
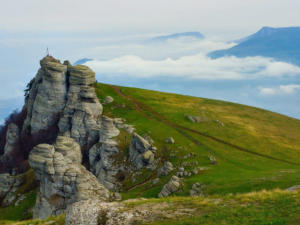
[66,200,134,225]
[158,176,181,198]
[29,136,110,219]
[129,133,156,169]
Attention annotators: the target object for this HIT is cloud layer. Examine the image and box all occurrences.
[259,84,300,95]
[86,54,300,80]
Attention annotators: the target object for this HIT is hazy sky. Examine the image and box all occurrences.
[0,0,300,122]
[1,0,300,38]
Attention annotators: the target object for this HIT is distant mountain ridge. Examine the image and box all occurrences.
[209,26,300,66]
[74,58,93,65]
[150,31,204,42]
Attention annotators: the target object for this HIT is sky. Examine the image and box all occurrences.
[0,0,300,123]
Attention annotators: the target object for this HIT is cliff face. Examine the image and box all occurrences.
[23,56,102,149]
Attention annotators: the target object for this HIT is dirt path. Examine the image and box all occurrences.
[110,85,300,167]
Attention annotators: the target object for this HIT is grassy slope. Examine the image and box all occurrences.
[95,83,300,198]
[1,82,300,224]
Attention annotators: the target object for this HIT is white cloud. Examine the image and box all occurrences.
[259,84,300,95]
[86,54,300,80]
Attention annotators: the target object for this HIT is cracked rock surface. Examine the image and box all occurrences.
[29,136,110,219]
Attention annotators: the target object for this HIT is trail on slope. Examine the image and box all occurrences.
[110,85,300,167]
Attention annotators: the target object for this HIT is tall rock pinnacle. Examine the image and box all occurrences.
[22,56,102,148]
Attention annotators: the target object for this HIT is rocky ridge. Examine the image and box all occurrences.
[0,56,160,219]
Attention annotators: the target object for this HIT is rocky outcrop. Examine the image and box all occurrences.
[129,133,156,169]
[29,136,110,219]
[89,116,123,191]
[58,65,102,147]
[3,123,19,155]
[0,173,24,207]
[158,176,181,198]
[66,200,136,225]
[23,57,68,134]
[22,56,102,149]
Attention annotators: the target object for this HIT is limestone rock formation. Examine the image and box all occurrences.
[23,57,68,134]
[3,123,19,155]
[58,65,102,147]
[158,176,181,198]
[129,133,156,169]
[0,173,24,207]
[22,56,102,149]
[89,116,124,191]
[66,200,135,225]
[29,136,110,219]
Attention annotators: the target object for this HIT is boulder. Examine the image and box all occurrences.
[29,136,110,219]
[66,200,135,225]
[103,96,114,105]
[166,137,175,144]
[189,182,204,196]
[129,133,156,169]
[158,161,174,176]
[158,176,181,198]
[287,185,300,191]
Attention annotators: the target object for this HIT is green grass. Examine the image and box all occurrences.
[139,189,300,225]
[0,190,36,221]
[95,83,300,198]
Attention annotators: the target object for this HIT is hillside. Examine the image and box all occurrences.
[95,83,300,198]
[0,58,300,224]
[208,26,300,66]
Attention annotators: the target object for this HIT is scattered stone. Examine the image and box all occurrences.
[166,137,175,144]
[29,136,110,219]
[152,178,160,184]
[14,194,26,206]
[216,120,225,127]
[178,167,185,172]
[189,182,204,196]
[158,161,174,176]
[192,168,199,175]
[103,96,114,104]
[287,185,300,191]
[158,176,181,198]
[185,114,209,123]
[209,155,217,165]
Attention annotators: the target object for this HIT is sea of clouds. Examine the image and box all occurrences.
[0,33,300,124]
